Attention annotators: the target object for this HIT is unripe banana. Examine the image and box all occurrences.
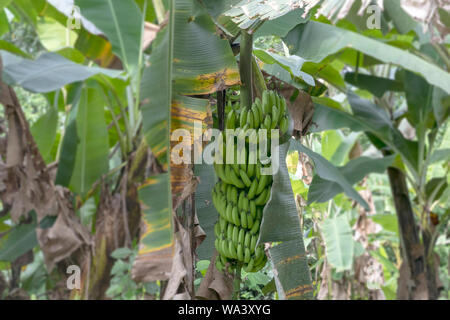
[250,235,257,252]
[226,203,233,223]
[271,104,280,129]
[262,91,270,114]
[264,115,272,130]
[229,241,237,259]
[247,179,258,200]
[280,115,289,135]
[244,247,251,263]
[256,174,270,195]
[244,258,255,272]
[250,219,260,235]
[232,225,239,245]
[250,200,256,219]
[238,228,245,245]
[226,110,236,129]
[232,206,241,227]
[246,212,254,230]
[237,243,244,261]
[239,169,252,188]
[254,187,268,206]
[251,104,260,128]
[239,108,248,128]
[247,109,255,129]
[244,231,251,248]
[240,210,248,229]
[238,190,245,211]
[227,224,233,241]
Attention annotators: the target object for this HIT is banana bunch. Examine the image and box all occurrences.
[212,90,290,273]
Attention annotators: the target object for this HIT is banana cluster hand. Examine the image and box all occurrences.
[212,90,289,273]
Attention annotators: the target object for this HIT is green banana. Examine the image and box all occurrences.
[271,104,279,129]
[227,165,245,189]
[246,109,254,129]
[232,206,241,227]
[244,247,251,263]
[239,108,248,128]
[256,174,270,195]
[254,187,268,206]
[251,104,260,128]
[247,179,258,200]
[250,235,257,252]
[244,231,251,248]
[239,169,252,188]
[237,243,244,261]
[244,258,255,272]
[240,210,248,229]
[227,224,233,241]
[280,116,288,135]
[229,241,237,259]
[226,110,236,129]
[249,200,256,219]
[238,228,245,245]
[264,115,272,130]
[250,219,260,235]
[246,212,254,230]
[238,190,245,211]
[232,225,239,244]
[226,203,233,223]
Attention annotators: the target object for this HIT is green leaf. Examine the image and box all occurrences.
[0,51,122,93]
[403,70,434,127]
[430,149,450,164]
[194,162,218,260]
[383,0,423,37]
[260,141,313,300]
[30,95,59,163]
[76,0,143,74]
[321,215,354,272]
[255,8,307,37]
[137,173,173,254]
[371,214,399,235]
[344,72,404,98]
[308,155,395,205]
[283,21,450,94]
[69,86,109,195]
[253,49,315,86]
[0,223,38,262]
[290,139,370,210]
[438,8,450,28]
[55,84,82,187]
[0,0,13,11]
[111,247,134,260]
[172,0,239,95]
[0,40,31,58]
[347,93,419,174]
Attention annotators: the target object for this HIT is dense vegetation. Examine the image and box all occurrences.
[0,0,448,300]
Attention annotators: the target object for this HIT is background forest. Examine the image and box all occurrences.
[0,0,449,300]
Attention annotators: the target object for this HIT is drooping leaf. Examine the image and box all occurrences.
[283,21,450,94]
[69,86,109,195]
[76,0,143,74]
[0,222,38,262]
[194,162,218,261]
[0,40,31,58]
[172,0,239,95]
[290,139,370,210]
[254,49,315,86]
[0,51,122,93]
[30,98,58,163]
[55,84,82,187]
[308,155,396,205]
[344,72,404,98]
[321,215,354,272]
[260,141,313,300]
